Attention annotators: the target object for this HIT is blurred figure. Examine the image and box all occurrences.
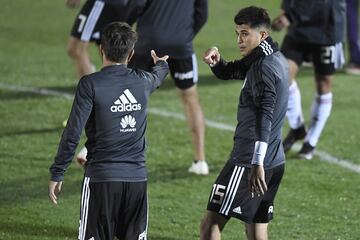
[272,0,346,160]
[128,0,209,175]
[201,6,288,240]
[345,0,360,74]
[66,0,139,78]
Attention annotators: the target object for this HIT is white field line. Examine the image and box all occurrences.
[1,82,360,174]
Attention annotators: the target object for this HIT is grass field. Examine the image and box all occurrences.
[1,0,360,239]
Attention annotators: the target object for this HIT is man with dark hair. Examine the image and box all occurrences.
[272,0,346,159]
[48,22,169,240]
[128,0,209,175]
[200,6,288,240]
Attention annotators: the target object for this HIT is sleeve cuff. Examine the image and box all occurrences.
[251,141,268,165]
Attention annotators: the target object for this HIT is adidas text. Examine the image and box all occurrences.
[111,103,141,112]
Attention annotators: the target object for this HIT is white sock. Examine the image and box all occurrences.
[305,92,333,147]
[287,81,304,129]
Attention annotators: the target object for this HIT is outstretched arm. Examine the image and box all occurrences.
[203,47,246,80]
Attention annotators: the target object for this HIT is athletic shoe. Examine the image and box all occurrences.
[283,125,307,153]
[345,63,360,75]
[298,142,315,160]
[188,160,209,175]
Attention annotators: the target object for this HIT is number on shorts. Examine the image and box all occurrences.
[77,14,87,33]
[210,184,226,205]
[321,45,336,64]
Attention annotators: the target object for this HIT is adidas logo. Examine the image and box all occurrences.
[259,40,274,56]
[232,206,242,215]
[120,115,136,132]
[110,89,142,113]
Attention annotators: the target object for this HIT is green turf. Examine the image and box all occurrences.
[1,0,359,239]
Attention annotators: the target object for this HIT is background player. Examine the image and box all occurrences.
[127,0,209,175]
[272,0,346,159]
[66,0,142,78]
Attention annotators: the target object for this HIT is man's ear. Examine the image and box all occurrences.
[127,49,134,62]
[260,31,268,41]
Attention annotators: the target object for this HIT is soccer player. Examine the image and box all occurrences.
[200,6,288,240]
[48,22,169,239]
[66,0,145,163]
[127,0,210,175]
[66,0,141,78]
[272,0,346,159]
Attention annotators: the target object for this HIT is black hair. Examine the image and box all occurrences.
[234,6,271,29]
[100,22,138,63]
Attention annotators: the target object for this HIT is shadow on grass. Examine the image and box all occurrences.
[0,127,63,138]
[0,173,82,205]
[0,221,77,239]
[0,85,77,101]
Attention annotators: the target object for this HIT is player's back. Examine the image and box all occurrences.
[83,63,166,181]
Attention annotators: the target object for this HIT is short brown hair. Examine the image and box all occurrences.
[101,22,138,63]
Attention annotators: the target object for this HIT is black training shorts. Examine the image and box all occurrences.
[70,0,129,44]
[78,178,148,240]
[129,53,198,90]
[207,162,284,224]
[281,35,344,75]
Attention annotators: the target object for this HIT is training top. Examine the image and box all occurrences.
[50,61,169,182]
[130,0,208,58]
[211,52,289,169]
[282,0,346,45]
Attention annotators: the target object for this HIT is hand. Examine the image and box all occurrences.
[76,147,88,167]
[271,14,290,31]
[203,47,220,66]
[151,50,169,64]
[49,181,63,204]
[66,0,81,9]
[249,165,267,197]
[76,157,87,166]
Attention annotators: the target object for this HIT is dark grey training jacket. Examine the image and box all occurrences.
[50,61,169,182]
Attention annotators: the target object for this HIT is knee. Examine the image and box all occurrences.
[67,39,85,59]
[178,87,199,105]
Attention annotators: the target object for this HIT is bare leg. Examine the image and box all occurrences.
[178,85,205,162]
[67,36,95,78]
[245,223,268,240]
[200,211,228,240]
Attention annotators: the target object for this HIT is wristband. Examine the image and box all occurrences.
[251,141,268,165]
